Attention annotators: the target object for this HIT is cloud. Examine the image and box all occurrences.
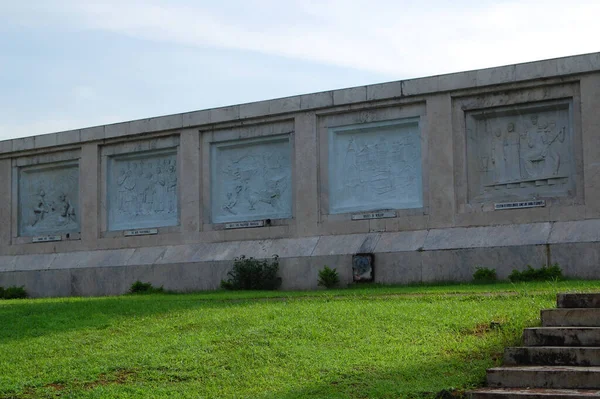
[10,0,597,78]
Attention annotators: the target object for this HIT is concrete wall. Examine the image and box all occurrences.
[2,52,600,296]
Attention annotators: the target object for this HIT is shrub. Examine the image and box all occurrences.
[221,255,281,290]
[318,265,340,289]
[129,281,164,294]
[0,285,28,299]
[509,263,563,282]
[472,266,497,283]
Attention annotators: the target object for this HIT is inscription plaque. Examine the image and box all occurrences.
[329,118,423,214]
[19,161,79,236]
[351,211,397,220]
[211,135,292,224]
[466,101,573,202]
[494,200,545,210]
[225,220,265,229]
[124,228,158,237]
[107,149,178,231]
[32,235,62,243]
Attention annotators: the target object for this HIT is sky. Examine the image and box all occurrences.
[1,0,599,141]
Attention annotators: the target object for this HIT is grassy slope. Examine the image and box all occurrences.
[0,281,599,399]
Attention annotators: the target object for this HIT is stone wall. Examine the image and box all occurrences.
[1,52,600,296]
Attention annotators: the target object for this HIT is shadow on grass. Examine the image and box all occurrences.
[0,294,260,343]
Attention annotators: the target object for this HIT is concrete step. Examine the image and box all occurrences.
[504,347,600,366]
[558,294,600,309]
[542,309,600,327]
[523,328,600,347]
[486,366,600,389]
[469,388,600,398]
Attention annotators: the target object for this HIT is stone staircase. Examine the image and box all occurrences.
[469,293,600,398]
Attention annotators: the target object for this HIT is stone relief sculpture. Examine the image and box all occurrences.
[108,152,178,230]
[19,164,79,236]
[329,119,423,214]
[467,103,572,202]
[212,137,292,223]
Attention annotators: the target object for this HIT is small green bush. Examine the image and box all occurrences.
[509,263,563,282]
[0,285,28,299]
[129,281,164,294]
[472,266,497,283]
[318,265,340,289]
[221,255,281,290]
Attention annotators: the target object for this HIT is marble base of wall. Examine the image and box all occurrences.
[1,219,600,297]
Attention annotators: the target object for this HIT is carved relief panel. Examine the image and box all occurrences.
[211,135,292,223]
[18,161,79,236]
[328,118,423,214]
[107,149,178,231]
[466,101,573,202]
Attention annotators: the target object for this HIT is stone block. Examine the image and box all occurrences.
[105,121,130,139]
[486,365,600,389]
[523,327,600,347]
[475,65,516,87]
[4,269,72,297]
[548,243,600,279]
[299,91,333,109]
[14,254,57,271]
[182,110,211,127]
[333,86,367,105]
[504,346,600,366]
[80,125,105,142]
[34,133,58,149]
[366,81,402,101]
[515,59,559,81]
[56,129,81,146]
[239,100,270,119]
[0,256,16,272]
[558,293,600,308]
[126,246,169,266]
[129,114,183,135]
[542,309,600,327]
[12,136,35,152]
[373,251,422,285]
[549,220,600,244]
[0,139,12,153]
[374,230,427,253]
[210,106,240,124]
[312,233,379,256]
[268,96,301,115]
[424,223,551,251]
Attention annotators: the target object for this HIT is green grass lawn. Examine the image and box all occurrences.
[1,280,599,399]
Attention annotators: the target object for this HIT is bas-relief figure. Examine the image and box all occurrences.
[329,120,423,214]
[468,104,573,202]
[19,164,79,236]
[108,153,178,230]
[212,137,292,223]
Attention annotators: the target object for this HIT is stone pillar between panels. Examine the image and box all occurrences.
[0,159,11,249]
[179,128,201,233]
[294,112,319,237]
[80,142,99,245]
[426,94,455,228]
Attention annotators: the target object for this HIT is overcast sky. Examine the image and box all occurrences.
[1,1,598,140]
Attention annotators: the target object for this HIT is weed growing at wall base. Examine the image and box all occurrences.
[221,254,281,290]
[318,265,340,288]
[473,267,497,283]
[509,263,564,282]
[129,281,164,294]
[0,285,27,299]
